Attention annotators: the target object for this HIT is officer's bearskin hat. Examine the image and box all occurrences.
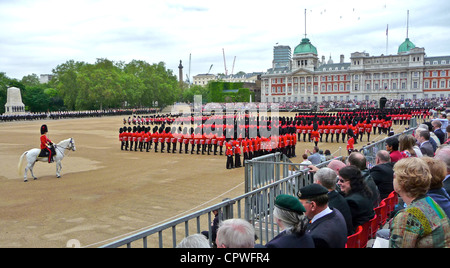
[41,124,48,135]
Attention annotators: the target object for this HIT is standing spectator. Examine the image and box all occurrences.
[201,210,219,247]
[261,194,314,248]
[216,219,255,248]
[338,166,375,233]
[390,157,450,248]
[434,146,450,194]
[370,150,395,200]
[301,154,312,166]
[385,137,403,163]
[305,146,322,165]
[298,184,348,248]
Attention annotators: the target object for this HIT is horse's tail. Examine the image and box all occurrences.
[18,151,28,176]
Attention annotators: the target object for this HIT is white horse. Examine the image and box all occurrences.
[18,138,76,182]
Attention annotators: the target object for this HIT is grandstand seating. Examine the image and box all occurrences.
[346,226,363,248]
[374,201,388,227]
[346,191,398,248]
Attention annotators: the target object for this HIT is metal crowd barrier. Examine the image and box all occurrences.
[100,153,341,248]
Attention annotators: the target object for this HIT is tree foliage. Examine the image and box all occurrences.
[51,58,180,110]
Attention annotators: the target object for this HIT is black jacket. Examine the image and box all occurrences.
[370,162,394,200]
[345,192,375,232]
[328,190,353,235]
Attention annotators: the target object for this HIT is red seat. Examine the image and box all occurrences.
[346,226,363,248]
[368,214,378,239]
[382,191,398,217]
[374,201,387,227]
[360,221,370,248]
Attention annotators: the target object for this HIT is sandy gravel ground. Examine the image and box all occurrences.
[0,113,400,248]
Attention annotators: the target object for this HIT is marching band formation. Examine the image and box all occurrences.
[119,107,432,169]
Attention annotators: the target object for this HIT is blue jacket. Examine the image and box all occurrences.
[306,209,348,248]
[428,188,450,219]
[264,230,315,248]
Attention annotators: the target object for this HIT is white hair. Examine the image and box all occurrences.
[177,234,211,248]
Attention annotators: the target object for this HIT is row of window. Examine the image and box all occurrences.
[265,93,450,104]
[267,70,450,86]
[268,78,450,94]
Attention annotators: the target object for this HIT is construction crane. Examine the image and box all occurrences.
[231,56,236,76]
[222,48,228,76]
[206,64,213,75]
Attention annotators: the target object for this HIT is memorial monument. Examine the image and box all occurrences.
[4,87,25,115]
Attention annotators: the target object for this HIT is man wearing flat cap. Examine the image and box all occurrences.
[298,184,348,248]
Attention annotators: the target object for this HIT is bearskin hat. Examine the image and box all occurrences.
[41,124,48,135]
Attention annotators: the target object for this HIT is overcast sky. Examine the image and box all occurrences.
[1,0,450,81]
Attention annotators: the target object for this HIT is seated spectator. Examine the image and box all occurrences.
[399,134,422,158]
[324,149,333,161]
[417,129,435,157]
[417,126,438,152]
[216,218,255,248]
[434,146,450,196]
[385,137,403,163]
[432,120,445,145]
[313,167,353,235]
[390,157,450,248]
[327,159,347,174]
[347,152,380,207]
[444,125,450,145]
[298,184,348,248]
[369,150,394,200]
[262,195,314,248]
[422,157,450,218]
[422,122,441,148]
[338,166,375,233]
[177,233,211,248]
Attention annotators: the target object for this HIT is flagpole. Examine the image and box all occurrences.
[386,24,389,55]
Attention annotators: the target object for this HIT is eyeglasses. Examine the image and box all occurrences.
[337,177,348,183]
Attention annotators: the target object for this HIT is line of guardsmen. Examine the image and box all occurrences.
[118,107,429,169]
[119,124,298,170]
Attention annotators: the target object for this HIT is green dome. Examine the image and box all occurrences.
[294,38,318,55]
[398,38,416,53]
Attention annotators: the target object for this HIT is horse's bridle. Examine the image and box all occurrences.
[54,138,75,154]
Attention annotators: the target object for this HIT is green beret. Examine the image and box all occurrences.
[298,184,329,199]
[275,194,305,214]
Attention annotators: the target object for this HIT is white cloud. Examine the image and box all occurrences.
[1,0,450,80]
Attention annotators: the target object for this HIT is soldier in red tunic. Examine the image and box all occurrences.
[40,124,54,163]
[226,140,234,169]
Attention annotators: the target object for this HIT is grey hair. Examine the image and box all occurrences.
[216,219,255,248]
[273,207,308,236]
[177,234,211,248]
[314,167,338,190]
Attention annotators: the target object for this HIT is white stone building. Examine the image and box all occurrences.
[261,36,450,103]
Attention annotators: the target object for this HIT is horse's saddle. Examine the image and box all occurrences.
[39,147,56,158]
